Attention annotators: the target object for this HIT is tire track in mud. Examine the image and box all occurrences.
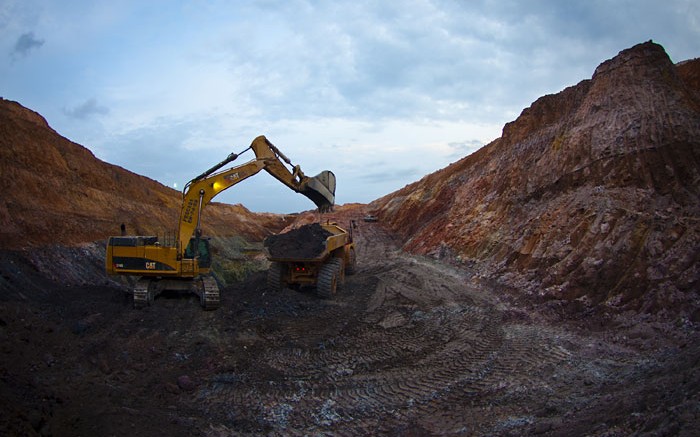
[195,222,576,435]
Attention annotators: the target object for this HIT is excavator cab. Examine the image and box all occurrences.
[184,237,212,268]
[302,170,336,212]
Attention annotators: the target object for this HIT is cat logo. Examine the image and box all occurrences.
[145,261,157,270]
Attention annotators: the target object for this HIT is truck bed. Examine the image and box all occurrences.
[264,223,349,262]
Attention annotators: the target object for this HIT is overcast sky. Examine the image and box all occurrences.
[2,1,698,213]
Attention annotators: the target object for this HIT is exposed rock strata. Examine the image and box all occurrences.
[371,41,700,319]
[0,98,290,250]
[0,99,288,249]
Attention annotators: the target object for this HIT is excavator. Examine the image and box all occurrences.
[105,135,336,309]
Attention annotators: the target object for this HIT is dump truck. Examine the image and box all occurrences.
[105,135,336,309]
[264,222,356,297]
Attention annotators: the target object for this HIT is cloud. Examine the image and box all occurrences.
[446,139,485,161]
[360,167,422,184]
[63,98,110,119]
[11,31,44,58]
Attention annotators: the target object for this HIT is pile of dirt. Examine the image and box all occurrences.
[264,223,333,259]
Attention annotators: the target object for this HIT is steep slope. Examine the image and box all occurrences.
[371,41,700,318]
[0,98,289,250]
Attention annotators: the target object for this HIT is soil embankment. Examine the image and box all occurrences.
[371,42,700,321]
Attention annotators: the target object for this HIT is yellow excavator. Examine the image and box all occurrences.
[105,135,335,309]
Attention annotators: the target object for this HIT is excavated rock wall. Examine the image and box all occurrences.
[371,41,700,318]
[0,98,290,250]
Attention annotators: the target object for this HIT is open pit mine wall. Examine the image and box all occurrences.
[0,98,290,250]
[370,41,700,318]
[0,98,291,293]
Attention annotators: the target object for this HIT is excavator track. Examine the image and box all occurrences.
[199,276,220,310]
[132,277,154,308]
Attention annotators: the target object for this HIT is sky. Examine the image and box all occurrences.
[2,1,699,213]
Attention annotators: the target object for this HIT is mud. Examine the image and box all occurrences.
[264,223,332,259]
[1,213,699,436]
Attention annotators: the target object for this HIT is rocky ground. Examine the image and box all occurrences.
[1,209,698,436]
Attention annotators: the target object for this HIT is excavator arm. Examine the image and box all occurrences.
[177,135,335,257]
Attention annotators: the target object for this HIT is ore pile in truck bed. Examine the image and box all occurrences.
[264,223,333,259]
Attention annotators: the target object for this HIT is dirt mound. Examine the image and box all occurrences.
[264,223,333,259]
[371,41,700,319]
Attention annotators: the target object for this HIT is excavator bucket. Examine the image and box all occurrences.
[301,170,336,212]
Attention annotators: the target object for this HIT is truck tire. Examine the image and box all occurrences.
[267,262,286,292]
[317,258,342,298]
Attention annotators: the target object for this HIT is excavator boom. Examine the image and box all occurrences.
[178,135,335,255]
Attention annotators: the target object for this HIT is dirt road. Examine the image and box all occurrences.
[1,217,698,436]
